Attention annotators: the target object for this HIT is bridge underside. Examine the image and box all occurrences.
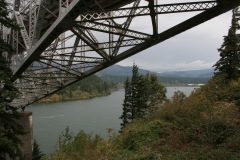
[2,0,240,108]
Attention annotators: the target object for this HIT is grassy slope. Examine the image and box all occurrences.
[46,74,240,160]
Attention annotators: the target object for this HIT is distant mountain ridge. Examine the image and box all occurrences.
[160,69,215,78]
[97,65,214,78]
[97,64,153,77]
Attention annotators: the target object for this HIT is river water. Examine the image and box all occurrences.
[27,87,197,154]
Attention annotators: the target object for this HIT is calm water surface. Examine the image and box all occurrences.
[28,87,197,154]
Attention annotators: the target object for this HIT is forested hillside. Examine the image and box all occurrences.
[40,75,117,103]
[158,76,209,86]
[99,65,212,85]
[101,74,209,86]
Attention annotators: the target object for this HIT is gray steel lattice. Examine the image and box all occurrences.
[1,0,240,108]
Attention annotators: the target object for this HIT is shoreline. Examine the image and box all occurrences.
[36,86,199,104]
[37,88,121,104]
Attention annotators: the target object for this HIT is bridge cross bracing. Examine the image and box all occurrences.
[1,0,240,108]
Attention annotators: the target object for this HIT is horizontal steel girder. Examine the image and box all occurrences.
[79,1,218,22]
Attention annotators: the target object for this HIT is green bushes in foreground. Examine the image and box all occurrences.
[46,74,240,160]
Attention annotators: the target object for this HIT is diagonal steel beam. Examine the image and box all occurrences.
[70,27,110,60]
[67,36,81,69]
[112,0,141,56]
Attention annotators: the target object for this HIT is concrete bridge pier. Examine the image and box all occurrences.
[16,112,33,160]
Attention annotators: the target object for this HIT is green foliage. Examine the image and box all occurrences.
[120,77,132,130]
[40,75,116,103]
[121,120,171,151]
[120,64,166,131]
[158,76,209,86]
[0,56,25,159]
[214,13,240,80]
[100,72,210,86]
[46,127,110,160]
[145,74,166,114]
[32,139,45,160]
[0,1,24,159]
[0,0,19,54]
[115,75,240,159]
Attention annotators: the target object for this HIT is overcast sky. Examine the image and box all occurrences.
[116,1,233,72]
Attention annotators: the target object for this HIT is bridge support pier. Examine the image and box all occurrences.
[16,112,33,160]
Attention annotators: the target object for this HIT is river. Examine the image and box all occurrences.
[27,87,197,154]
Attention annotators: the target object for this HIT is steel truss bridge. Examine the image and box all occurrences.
[1,0,240,108]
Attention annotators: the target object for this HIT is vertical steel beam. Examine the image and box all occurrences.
[59,0,69,16]
[155,0,158,33]
[11,30,19,67]
[29,0,39,46]
[71,27,110,60]
[148,0,158,35]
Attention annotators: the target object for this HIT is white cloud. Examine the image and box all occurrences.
[172,60,216,70]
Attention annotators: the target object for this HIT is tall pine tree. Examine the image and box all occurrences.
[0,48,24,160]
[145,74,166,114]
[32,139,45,160]
[214,10,240,79]
[131,64,147,119]
[120,77,132,131]
[120,64,166,130]
[0,0,24,159]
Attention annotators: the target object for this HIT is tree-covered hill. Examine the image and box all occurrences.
[100,74,209,86]
[98,65,212,85]
[39,75,117,103]
[98,65,214,78]
[159,68,215,78]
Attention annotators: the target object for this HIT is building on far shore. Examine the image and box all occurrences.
[187,84,205,87]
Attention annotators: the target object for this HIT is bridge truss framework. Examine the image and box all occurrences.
[1,0,240,108]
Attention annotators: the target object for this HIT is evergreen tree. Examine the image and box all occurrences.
[214,11,240,79]
[32,139,44,160]
[146,74,166,114]
[0,0,18,54]
[171,91,187,103]
[0,0,24,159]
[119,77,132,131]
[120,64,167,130]
[0,53,24,160]
[131,63,147,119]
[135,73,148,118]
